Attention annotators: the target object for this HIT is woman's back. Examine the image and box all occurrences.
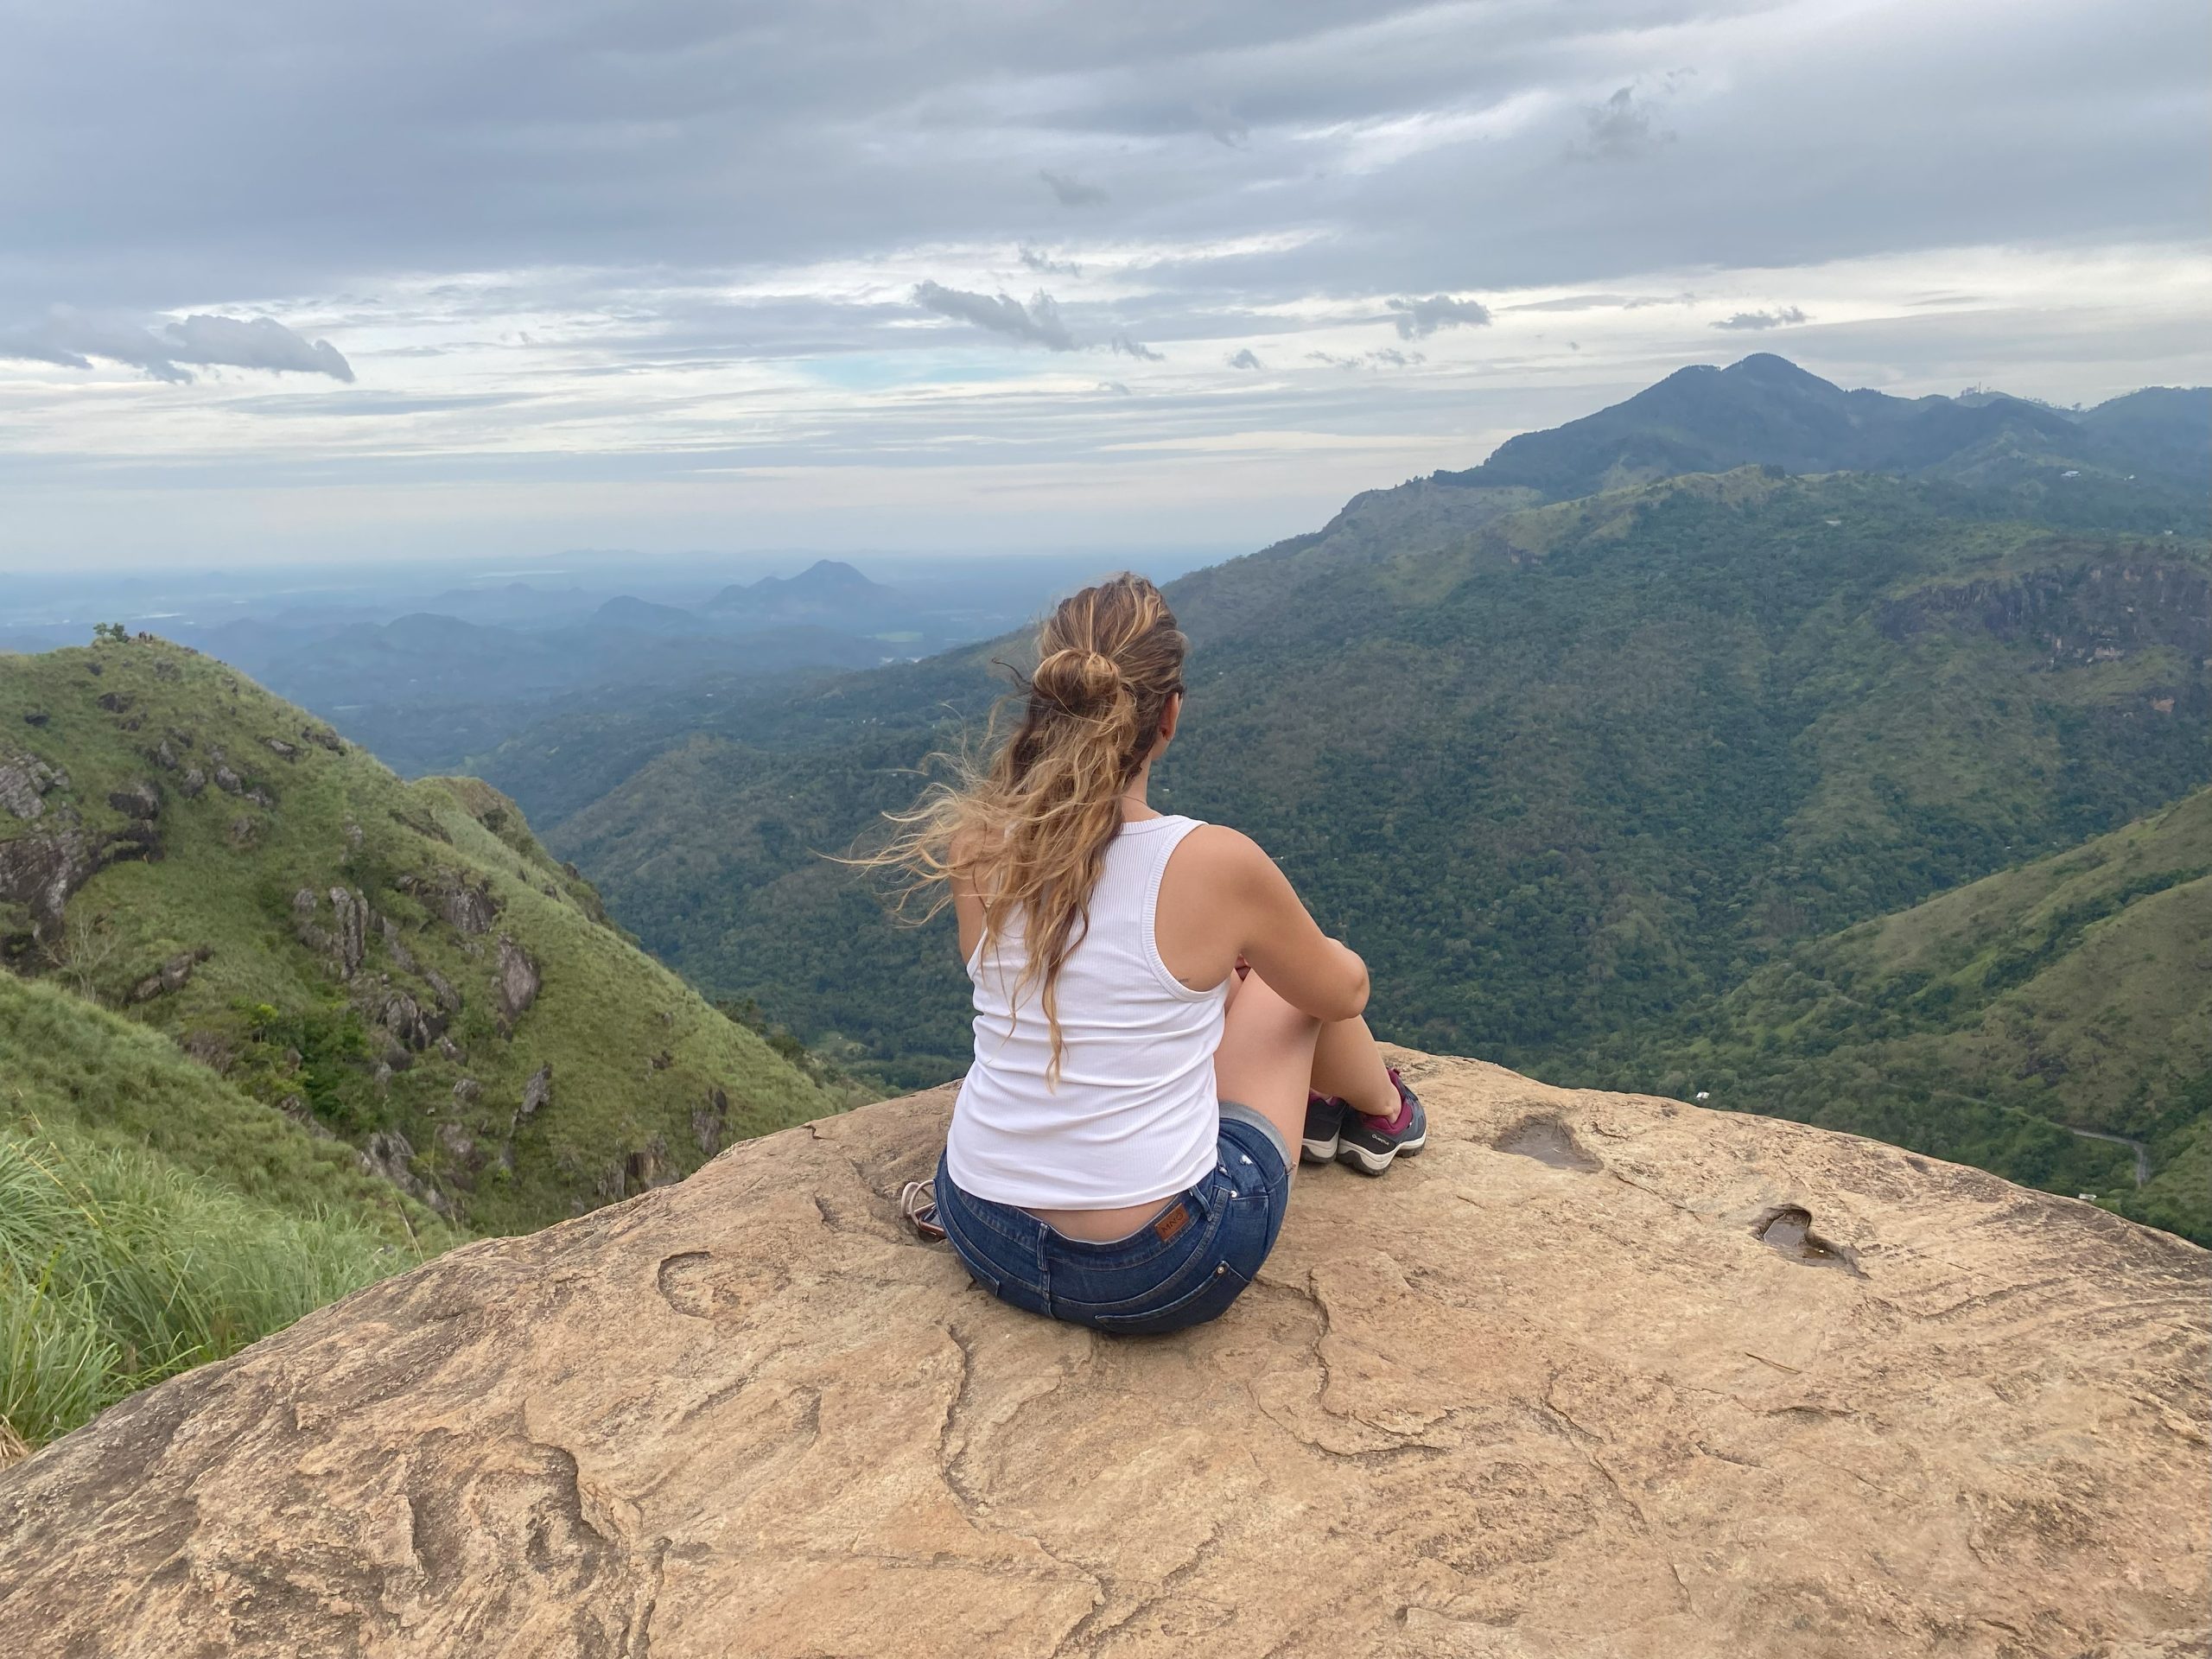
[947,814,1226,1210]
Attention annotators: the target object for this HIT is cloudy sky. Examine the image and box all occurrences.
[3,0,2205,569]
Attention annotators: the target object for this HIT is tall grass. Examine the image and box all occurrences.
[0,1121,408,1453]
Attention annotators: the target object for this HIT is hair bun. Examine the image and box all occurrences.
[1033,646,1124,715]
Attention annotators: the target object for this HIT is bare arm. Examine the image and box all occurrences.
[1156,825,1369,1022]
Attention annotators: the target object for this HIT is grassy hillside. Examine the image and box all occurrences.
[1,636,841,1232]
[1610,788,2211,1243]
[501,471,2209,1094]
[1,972,461,1455]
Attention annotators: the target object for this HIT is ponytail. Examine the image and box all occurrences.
[853,574,1187,1081]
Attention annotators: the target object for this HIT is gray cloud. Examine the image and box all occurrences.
[1109,332,1164,362]
[0,308,354,383]
[2,0,2204,563]
[1194,101,1249,149]
[1096,380,1131,396]
[1713,306,1810,331]
[1386,295,1492,340]
[1038,168,1109,207]
[1226,347,1264,370]
[1569,86,1674,162]
[913,282,1077,350]
[1017,245,1082,276]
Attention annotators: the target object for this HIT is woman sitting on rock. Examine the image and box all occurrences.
[870,572,1422,1335]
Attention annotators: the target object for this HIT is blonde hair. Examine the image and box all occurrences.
[860,573,1187,1079]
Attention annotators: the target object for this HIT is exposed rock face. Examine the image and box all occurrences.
[518,1062,554,1122]
[354,1128,451,1220]
[291,887,370,979]
[2,1054,2204,1657]
[106,780,162,819]
[328,887,367,980]
[0,817,158,946]
[0,753,67,820]
[128,946,210,1004]
[403,868,499,935]
[693,1084,730,1155]
[493,934,539,1029]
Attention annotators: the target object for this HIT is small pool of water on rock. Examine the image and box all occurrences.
[1496,1118,1604,1172]
[1758,1206,1862,1274]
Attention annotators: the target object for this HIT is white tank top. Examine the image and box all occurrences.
[945,815,1227,1209]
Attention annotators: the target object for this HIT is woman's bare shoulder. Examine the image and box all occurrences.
[1176,822,1274,883]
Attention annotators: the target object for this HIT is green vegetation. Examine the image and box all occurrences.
[1597,788,2212,1242]
[1,971,456,1453]
[499,472,2207,1105]
[2,637,845,1234]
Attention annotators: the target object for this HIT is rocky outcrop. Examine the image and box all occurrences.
[693,1084,731,1154]
[402,868,498,935]
[128,945,211,1003]
[0,753,67,820]
[0,815,159,950]
[493,934,539,1030]
[1877,557,2211,662]
[2,1053,2204,1657]
[354,1128,452,1221]
[291,887,371,980]
[518,1062,554,1120]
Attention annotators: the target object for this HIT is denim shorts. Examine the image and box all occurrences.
[935,1103,1293,1337]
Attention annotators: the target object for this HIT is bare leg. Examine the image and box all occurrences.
[1310,1014,1396,1117]
[1214,971,1321,1168]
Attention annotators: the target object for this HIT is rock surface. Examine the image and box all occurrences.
[2,1052,2206,1657]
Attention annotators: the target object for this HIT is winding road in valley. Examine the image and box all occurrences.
[2069,1126,2152,1186]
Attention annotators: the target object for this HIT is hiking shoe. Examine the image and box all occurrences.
[1302,1092,1347,1164]
[1336,1070,1427,1176]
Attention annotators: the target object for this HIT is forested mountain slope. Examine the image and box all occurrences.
[474,355,2209,826]
[518,469,2209,1101]
[1615,786,2212,1242]
[0,637,838,1233]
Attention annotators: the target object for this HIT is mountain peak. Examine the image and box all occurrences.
[1721,351,1840,391]
[6,1054,2202,1654]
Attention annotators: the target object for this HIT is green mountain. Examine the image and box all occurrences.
[1433,353,2208,521]
[1617,787,2211,1243]
[487,467,2208,1099]
[1,635,841,1234]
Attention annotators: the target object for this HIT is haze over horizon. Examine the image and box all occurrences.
[4,0,2206,570]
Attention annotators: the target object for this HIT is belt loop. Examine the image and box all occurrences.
[1184,1179,1213,1222]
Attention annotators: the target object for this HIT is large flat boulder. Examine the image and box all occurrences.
[3,1052,2206,1656]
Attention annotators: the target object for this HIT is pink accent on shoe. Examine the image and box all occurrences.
[1357,1096,1413,1135]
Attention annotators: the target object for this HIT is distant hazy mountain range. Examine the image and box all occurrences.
[1,555,1220,779]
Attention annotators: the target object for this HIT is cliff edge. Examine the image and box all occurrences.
[3,1052,2206,1657]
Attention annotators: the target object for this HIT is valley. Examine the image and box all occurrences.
[469,359,2211,1236]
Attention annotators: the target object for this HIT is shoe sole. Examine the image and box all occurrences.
[1335,1129,1429,1177]
[1300,1134,1340,1165]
